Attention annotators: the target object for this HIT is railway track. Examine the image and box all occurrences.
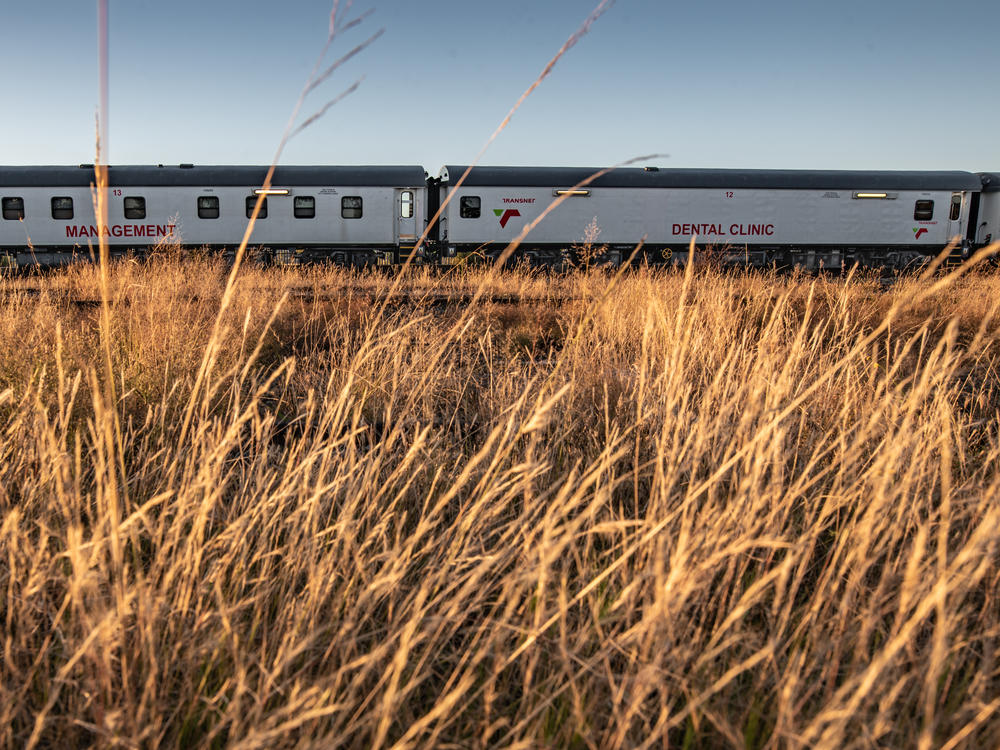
[0,287,577,309]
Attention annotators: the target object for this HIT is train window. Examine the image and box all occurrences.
[1,197,24,220]
[246,196,268,219]
[460,196,480,218]
[51,197,73,220]
[341,196,362,219]
[400,190,413,219]
[198,196,220,219]
[124,196,146,220]
[949,193,962,221]
[914,200,934,221]
[295,196,316,219]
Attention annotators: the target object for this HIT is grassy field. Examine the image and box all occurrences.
[1,255,999,748]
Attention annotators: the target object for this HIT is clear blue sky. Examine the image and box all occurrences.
[3,0,998,171]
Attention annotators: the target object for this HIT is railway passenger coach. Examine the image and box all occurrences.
[0,164,427,267]
[1,163,997,270]
[436,166,987,270]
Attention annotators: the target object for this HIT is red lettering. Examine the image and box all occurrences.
[112,225,122,237]
[675,222,775,237]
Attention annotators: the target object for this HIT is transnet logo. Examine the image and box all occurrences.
[494,208,521,228]
[913,227,928,239]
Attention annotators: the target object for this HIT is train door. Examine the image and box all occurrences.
[947,192,965,250]
[396,188,418,262]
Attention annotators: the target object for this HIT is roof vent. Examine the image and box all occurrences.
[79,163,93,169]
[643,166,660,172]
[179,163,194,169]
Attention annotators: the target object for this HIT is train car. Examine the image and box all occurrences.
[434,166,985,270]
[978,173,1000,248]
[0,164,428,267]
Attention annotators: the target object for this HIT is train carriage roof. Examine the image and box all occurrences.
[439,166,983,191]
[0,165,427,187]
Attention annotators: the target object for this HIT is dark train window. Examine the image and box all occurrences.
[2,197,24,220]
[341,196,362,219]
[51,197,73,220]
[914,200,934,221]
[198,196,220,219]
[460,196,480,218]
[124,196,146,220]
[246,196,267,219]
[295,196,316,219]
[949,193,962,221]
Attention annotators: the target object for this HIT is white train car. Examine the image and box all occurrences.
[977,173,1000,249]
[0,165,428,267]
[435,166,984,269]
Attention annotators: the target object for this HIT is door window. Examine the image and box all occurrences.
[949,193,962,221]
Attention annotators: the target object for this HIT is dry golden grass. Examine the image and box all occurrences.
[1,256,999,749]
